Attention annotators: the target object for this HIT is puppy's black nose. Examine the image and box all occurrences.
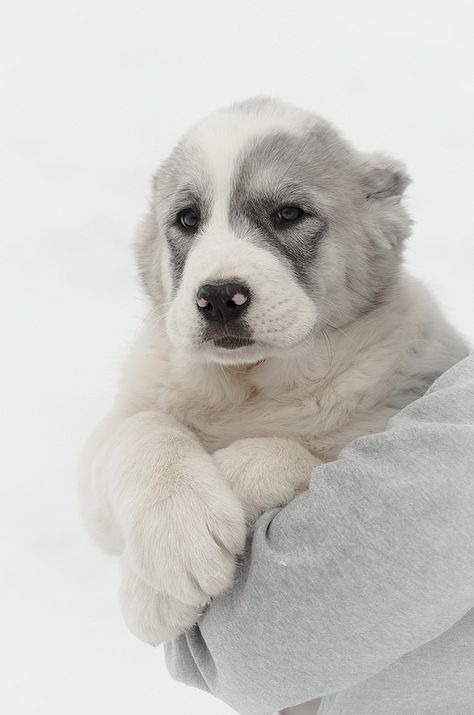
[196,282,250,325]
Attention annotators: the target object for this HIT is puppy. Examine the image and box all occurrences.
[79,97,467,645]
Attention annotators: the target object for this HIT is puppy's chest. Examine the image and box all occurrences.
[187,397,308,451]
[167,378,361,458]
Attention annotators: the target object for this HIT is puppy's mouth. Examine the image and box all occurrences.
[213,335,255,350]
[203,323,255,350]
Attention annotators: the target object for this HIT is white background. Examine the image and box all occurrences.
[1,1,473,713]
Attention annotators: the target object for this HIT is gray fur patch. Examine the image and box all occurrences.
[229,130,331,289]
[153,142,213,288]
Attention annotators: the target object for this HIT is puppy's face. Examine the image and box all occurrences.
[138,98,411,365]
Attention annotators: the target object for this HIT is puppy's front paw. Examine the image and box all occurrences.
[214,438,320,522]
[119,556,200,645]
[120,457,247,606]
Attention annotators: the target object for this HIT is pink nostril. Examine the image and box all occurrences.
[232,292,248,306]
[197,297,209,308]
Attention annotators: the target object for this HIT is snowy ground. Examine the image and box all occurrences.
[1,2,473,714]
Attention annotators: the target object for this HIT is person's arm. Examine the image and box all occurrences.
[165,355,474,715]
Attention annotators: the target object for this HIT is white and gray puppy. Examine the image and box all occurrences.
[79,97,467,645]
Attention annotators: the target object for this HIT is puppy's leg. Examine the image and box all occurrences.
[118,436,321,645]
[119,554,202,645]
[214,438,321,523]
[78,410,129,555]
[78,409,246,638]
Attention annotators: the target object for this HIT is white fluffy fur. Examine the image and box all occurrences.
[78,98,467,647]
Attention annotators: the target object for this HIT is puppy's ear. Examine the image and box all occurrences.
[361,153,411,200]
[360,153,412,249]
[134,208,162,303]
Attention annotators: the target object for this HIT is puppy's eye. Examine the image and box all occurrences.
[276,206,304,223]
[178,208,200,229]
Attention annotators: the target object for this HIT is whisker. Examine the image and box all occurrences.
[317,295,344,321]
[320,327,333,368]
[321,318,352,344]
[344,269,376,304]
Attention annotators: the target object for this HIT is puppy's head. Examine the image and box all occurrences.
[137,97,411,365]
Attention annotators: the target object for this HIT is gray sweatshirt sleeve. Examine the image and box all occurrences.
[165,355,474,714]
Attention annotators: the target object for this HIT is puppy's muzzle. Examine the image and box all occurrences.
[196,282,250,325]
